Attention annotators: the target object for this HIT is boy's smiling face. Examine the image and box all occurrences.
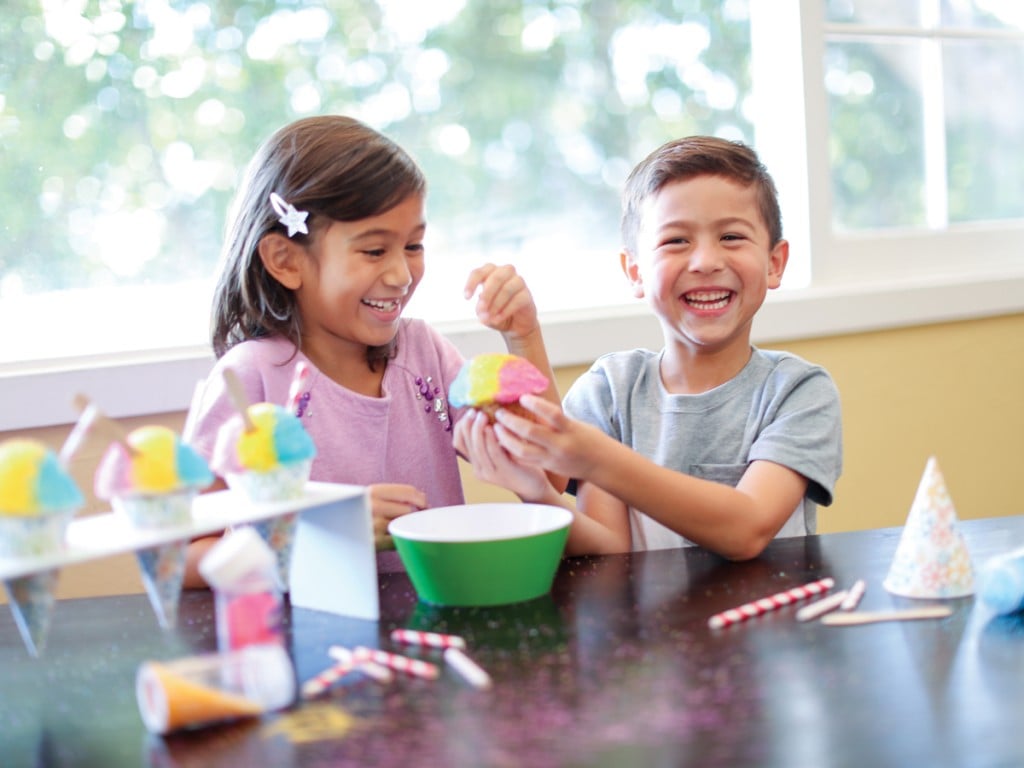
[622,174,788,365]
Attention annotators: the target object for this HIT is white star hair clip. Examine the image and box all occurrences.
[269,192,309,237]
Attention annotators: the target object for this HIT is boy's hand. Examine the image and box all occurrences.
[464,263,539,342]
[493,394,604,481]
[368,483,427,550]
[455,410,556,503]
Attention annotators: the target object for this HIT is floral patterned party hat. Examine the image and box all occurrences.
[883,456,974,599]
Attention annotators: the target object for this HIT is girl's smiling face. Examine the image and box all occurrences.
[623,174,788,362]
[295,193,426,359]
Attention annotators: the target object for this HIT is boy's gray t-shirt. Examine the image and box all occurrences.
[562,346,843,551]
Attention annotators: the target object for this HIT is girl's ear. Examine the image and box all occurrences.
[620,249,645,299]
[258,233,303,290]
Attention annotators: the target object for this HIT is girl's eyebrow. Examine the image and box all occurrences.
[349,222,427,241]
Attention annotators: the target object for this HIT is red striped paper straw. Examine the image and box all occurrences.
[286,361,310,415]
[795,589,849,622]
[301,657,356,699]
[329,645,394,683]
[444,647,492,690]
[708,577,835,629]
[390,628,466,650]
[351,646,440,680]
[839,579,866,611]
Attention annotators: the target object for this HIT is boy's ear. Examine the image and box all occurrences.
[258,233,303,290]
[620,249,645,299]
[767,239,789,290]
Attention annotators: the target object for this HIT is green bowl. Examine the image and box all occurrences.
[389,503,572,607]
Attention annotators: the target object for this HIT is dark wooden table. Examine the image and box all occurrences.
[2,517,1023,768]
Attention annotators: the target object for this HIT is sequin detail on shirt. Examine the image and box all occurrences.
[414,375,451,432]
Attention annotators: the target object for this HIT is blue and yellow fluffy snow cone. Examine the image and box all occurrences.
[212,403,316,502]
[0,438,84,556]
[94,425,213,528]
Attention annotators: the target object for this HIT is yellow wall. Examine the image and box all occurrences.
[4,312,1023,600]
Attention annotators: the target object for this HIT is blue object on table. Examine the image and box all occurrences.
[977,546,1024,615]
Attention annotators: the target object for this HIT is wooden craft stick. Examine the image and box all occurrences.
[821,606,953,626]
[67,394,138,457]
[222,368,254,431]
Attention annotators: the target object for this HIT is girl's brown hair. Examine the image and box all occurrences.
[211,115,427,366]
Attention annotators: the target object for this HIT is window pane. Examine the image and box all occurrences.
[0,0,752,364]
[944,39,1024,223]
[825,1,921,26]
[941,1,1024,29]
[825,41,926,231]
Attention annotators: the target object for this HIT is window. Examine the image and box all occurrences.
[3,0,1023,430]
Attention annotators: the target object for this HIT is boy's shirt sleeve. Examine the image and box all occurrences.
[748,364,843,507]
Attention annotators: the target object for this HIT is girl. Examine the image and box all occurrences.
[184,115,559,586]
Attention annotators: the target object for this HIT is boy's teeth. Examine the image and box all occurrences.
[685,291,731,309]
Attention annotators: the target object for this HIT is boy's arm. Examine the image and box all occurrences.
[495,395,808,561]
[454,412,630,553]
[564,481,632,555]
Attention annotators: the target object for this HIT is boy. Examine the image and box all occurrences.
[456,136,842,560]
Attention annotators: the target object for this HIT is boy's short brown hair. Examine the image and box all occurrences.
[620,136,782,255]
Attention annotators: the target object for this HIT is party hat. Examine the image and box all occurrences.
[252,512,298,590]
[4,570,59,657]
[883,456,974,599]
[136,541,187,629]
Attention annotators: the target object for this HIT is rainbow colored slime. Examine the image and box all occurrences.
[448,353,549,408]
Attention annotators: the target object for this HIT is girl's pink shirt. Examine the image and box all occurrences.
[188,319,467,508]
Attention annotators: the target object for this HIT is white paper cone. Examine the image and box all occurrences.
[252,512,297,591]
[135,541,187,629]
[883,457,974,599]
[4,570,59,657]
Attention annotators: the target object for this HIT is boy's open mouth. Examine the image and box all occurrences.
[683,290,732,311]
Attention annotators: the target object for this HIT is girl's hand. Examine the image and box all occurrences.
[454,410,558,504]
[463,263,539,342]
[368,483,427,550]
[492,394,605,482]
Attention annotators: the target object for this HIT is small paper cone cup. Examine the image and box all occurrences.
[883,457,974,599]
[136,542,187,629]
[4,570,59,657]
[251,513,298,591]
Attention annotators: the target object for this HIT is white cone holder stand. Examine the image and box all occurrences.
[0,483,376,656]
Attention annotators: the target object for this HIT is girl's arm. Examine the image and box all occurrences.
[495,395,808,561]
[462,263,559,407]
[462,263,564,491]
[565,481,632,555]
[454,411,630,555]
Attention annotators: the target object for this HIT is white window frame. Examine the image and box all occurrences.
[3,0,1023,432]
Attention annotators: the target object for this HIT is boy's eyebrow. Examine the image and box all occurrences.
[656,215,757,231]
